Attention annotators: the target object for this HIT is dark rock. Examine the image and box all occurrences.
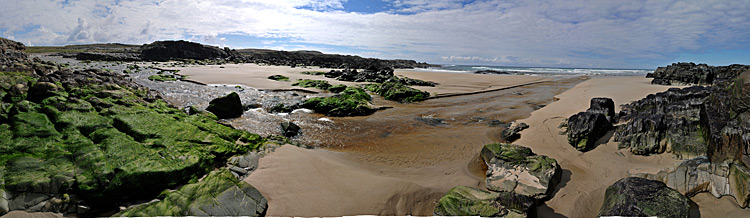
[0,37,29,66]
[433,186,534,217]
[500,122,529,142]
[615,86,712,157]
[474,70,511,75]
[328,67,394,83]
[599,177,689,218]
[75,52,140,61]
[206,92,243,119]
[566,111,611,151]
[239,48,436,69]
[302,87,376,116]
[140,40,234,61]
[480,143,561,200]
[280,121,300,137]
[586,97,615,121]
[27,82,64,103]
[364,79,430,102]
[267,75,289,82]
[415,116,445,126]
[649,62,750,85]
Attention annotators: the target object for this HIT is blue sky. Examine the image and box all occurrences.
[1,0,749,69]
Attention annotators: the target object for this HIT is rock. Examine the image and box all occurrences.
[649,62,750,85]
[480,143,561,200]
[364,79,430,102]
[140,40,234,61]
[75,52,140,61]
[500,122,529,142]
[228,166,248,175]
[474,70,511,75]
[280,121,300,137]
[566,111,611,151]
[0,37,29,66]
[292,79,331,90]
[205,92,243,119]
[415,116,445,126]
[433,186,533,217]
[615,86,712,157]
[117,169,267,217]
[586,97,615,121]
[6,84,27,102]
[267,75,289,82]
[302,87,376,116]
[599,177,690,218]
[328,67,394,83]
[27,82,63,103]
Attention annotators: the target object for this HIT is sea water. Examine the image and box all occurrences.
[416,65,653,76]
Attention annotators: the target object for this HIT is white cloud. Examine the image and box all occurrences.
[0,0,749,68]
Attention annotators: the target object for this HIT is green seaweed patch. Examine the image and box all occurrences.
[364,81,429,102]
[0,71,36,90]
[292,79,332,90]
[302,87,376,116]
[300,71,326,75]
[434,186,531,217]
[267,75,290,82]
[148,74,178,82]
[328,84,347,93]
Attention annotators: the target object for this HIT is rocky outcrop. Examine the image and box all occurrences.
[433,186,533,217]
[647,62,750,85]
[116,169,267,217]
[302,87,376,116]
[227,152,260,180]
[701,73,750,167]
[140,40,235,61]
[599,177,689,218]
[474,70,511,75]
[500,122,528,142]
[587,97,615,121]
[364,79,430,102]
[75,52,140,61]
[280,121,300,137]
[205,92,243,119]
[631,156,750,208]
[614,86,711,157]
[325,67,394,83]
[0,37,28,66]
[238,48,435,69]
[480,143,561,200]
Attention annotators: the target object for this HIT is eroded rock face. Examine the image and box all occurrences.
[599,177,690,218]
[647,62,750,85]
[280,121,300,137]
[500,122,528,143]
[0,37,28,66]
[566,111,610,151]
[587,97,615,121]
[631,156,750,208]
[614,86,711,157]
[75,52,140,62]
[117,169,267,217]
[433,186,533,217]
[480,143,561,200]
[206,92,243,119]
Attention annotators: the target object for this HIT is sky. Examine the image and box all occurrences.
[1,0,749,69]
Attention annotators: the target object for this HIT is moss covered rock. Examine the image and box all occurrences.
[116,169,267,217]
[147,74,177,82]
[302,87,376,116]
[292,79,332,90]
[267,75,289,82]
[433,186,533,217]
[599,177,689,218]
[480,143,561,200]
[364,80,429,102]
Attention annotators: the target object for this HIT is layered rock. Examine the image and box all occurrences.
[701,73,750,167]
[500,122,528,142]
[433,186,533,217]
[599,177,690,218]
[205,92,243,119]
[480,143,561,200]
[614,86,711,157]
[116,169,267,217]
[647,62,750,85]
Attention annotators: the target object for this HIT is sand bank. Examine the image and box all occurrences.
[170,64,547,96]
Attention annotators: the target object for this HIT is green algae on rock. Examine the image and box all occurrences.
[292,79,332,90]
[599,177,689,218]
[364,80,429,102]
[116,169,267,217]
[302,87,376,116]
[267,75,289,82]
[480,143,562,200]
[433,186,533,217]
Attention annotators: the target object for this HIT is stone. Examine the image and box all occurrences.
[648,62,750,85]
[433,186,533,217]
[140,40,234,61]
[364,79,430,102]
[599,177,690,218]
[500,122,529,142]
[229,166,248,175]
[27,82,62,103]
[586,97,615,121]
[480,143,561,200]
[205,92,243,119]
[566,111,611,151]
[302,87,376,116]
[75,52,140,62]
[280,121,300,137]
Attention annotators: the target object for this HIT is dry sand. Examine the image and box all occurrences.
[171,64,547,96]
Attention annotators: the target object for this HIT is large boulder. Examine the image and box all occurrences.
[480,143,561,200]
[615,86,711,157]
[599,177,690,218]
[206,92,243,119]
[0,37,28,66]
[116,169,267,217]
[433,186,533,217]
[647,62,750,85]
[566,111,611,151]
[302,87,376,116]
[140,40,233,61]
[280,121,300,137]
[364,79,430,102]
[586,97,615,121]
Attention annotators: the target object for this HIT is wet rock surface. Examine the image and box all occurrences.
[480,143,561,200]
[206,92,243,119]
[647,62,750,85]
[433,186,533,217]
[564,97,615,152]
[500,122,528,142]
[599,177,690,218]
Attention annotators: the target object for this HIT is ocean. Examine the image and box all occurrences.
[415,65,653,76]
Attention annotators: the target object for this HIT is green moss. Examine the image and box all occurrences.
[292,79,332,90]
[148,74,178,82]
[434,186,530,217]
[11,112,59,138]
[328,84,347,93]
[300,71,326,75]
[267,75,289,82]
[364,81,430,102]
[482,143,532,163]
[0,71,36,90]
[303,87,375,116]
